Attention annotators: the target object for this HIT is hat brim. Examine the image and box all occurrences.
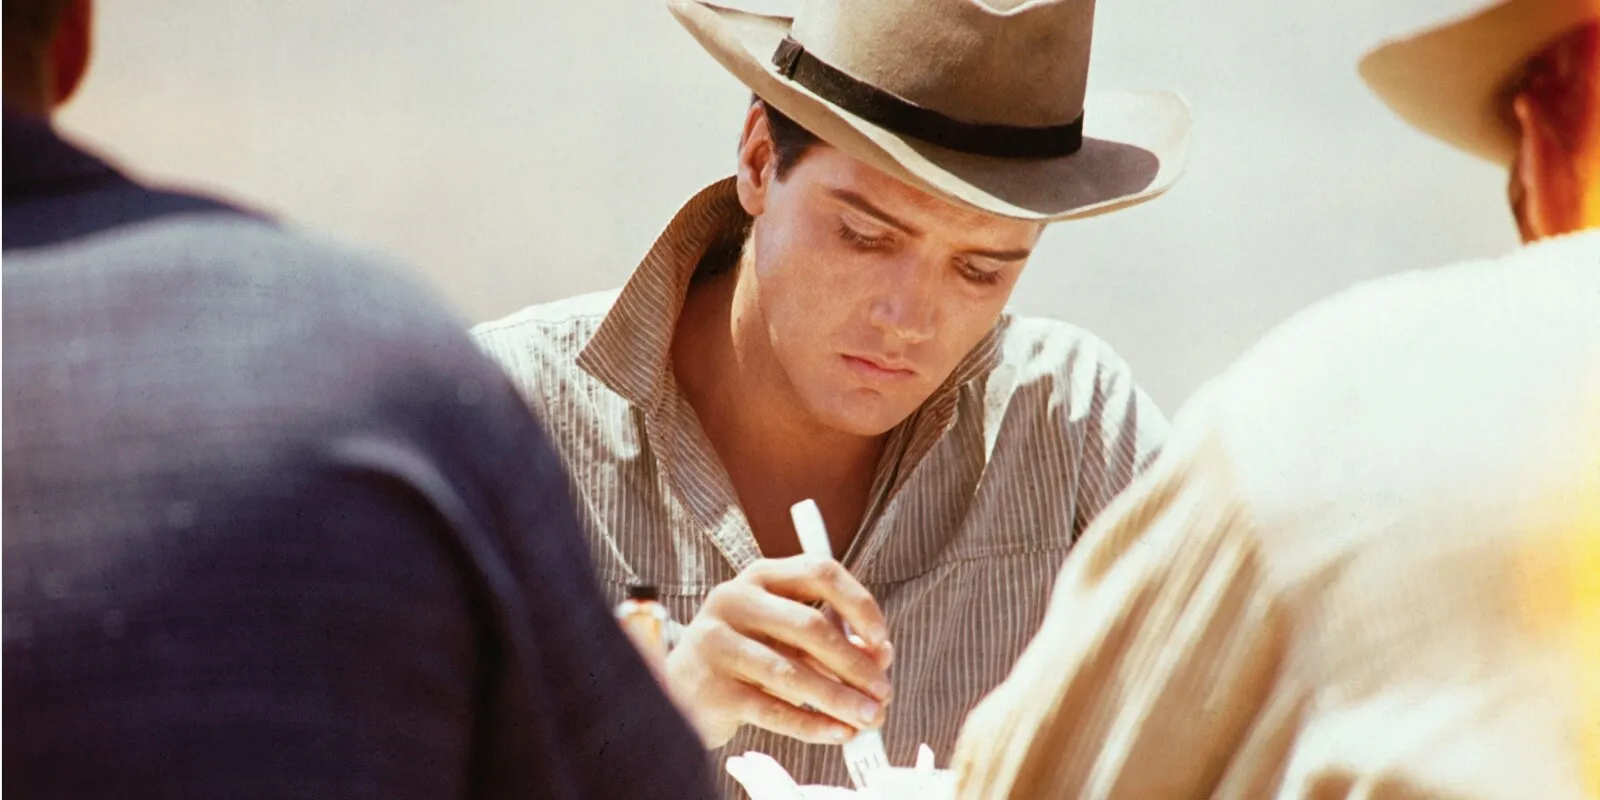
[1358,0,1598,165]
[669,0,1193,221]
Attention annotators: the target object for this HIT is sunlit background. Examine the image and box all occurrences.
[57,0,1516,409]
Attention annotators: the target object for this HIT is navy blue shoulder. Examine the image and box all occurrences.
[3,109,270,251]
[3,172,269,251]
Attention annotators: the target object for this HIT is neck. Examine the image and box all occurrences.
[2,88,51,118]
[672,256,886,554]
[2,49,53,117]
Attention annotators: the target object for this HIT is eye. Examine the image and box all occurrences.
[955,258,1004,286]
[836,222,890,249]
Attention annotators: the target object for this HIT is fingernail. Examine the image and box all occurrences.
[859,700,882,725]
[865,625,889,646]
[879,641,895,666]
[830,726,852,742]
[869,680,892,700]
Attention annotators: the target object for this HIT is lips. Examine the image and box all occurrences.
[841,354,917,380]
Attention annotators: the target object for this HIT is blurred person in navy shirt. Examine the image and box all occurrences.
[2,2,716,797]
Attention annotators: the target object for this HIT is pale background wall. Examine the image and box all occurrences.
[57,0,1517,409]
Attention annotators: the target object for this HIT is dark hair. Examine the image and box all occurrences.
[751,95,820,179]
[695,98,819,279]
[3,0,75,98]
[4,0,72,43]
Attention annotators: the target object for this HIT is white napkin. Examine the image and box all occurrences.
[726,745,956,800]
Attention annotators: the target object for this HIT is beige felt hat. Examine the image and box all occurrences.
[667,0,1192,221]
[1359,0,1599,165]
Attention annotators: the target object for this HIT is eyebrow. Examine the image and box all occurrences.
[827,188,921,236]
[963,246,1034,263]
[826,188,1035,264]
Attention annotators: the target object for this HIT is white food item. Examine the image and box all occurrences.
[725,746,957,800]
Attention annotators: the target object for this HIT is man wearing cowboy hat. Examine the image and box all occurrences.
[473,0,1190,790]
[950,0,1600,797]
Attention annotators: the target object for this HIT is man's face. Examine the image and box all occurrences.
[734,127,1043,438]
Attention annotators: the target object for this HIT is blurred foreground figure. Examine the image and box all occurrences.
[2,2,714,798]
[952,0,1600,797]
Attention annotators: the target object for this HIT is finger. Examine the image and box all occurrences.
[776,634,895,713]
[722,589,891,702]
[835,610,894,669]
[722,681,859,745]
[792,645,892,698]
[747,557,890,648]
[723,634,887,730]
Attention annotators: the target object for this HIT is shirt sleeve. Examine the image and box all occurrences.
[951,424,1285,800]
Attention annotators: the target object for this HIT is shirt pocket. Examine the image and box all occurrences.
[872,546,1073,762]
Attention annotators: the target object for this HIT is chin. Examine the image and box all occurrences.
[806,391,917,438]
[823,415,902,438]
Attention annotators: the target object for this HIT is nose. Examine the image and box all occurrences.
[866,257,937,345]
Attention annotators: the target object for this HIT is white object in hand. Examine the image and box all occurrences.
[789,499,891,791]
[725,752,805,800]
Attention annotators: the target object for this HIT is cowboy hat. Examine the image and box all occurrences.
[666,0,1192,222]
[1359,0,1599,165]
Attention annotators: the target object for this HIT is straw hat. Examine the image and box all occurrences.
[1359,0,1599,165]
[667,0,1192,221]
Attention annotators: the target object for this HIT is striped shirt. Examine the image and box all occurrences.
[472,178,1167,795]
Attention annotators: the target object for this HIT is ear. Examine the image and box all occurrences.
[1507,92,1581,242]
[735,102,778,218]
[50,0,93,107]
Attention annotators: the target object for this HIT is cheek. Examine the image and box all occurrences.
[757,210,878,305]
[936,284,1012,354]
[751,239,856,361]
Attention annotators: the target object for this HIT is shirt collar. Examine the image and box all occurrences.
[577,177,747,411]
[3,106,119,192]
[577,176,1004,426]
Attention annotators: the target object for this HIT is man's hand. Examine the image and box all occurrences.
[665,556,895,749]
